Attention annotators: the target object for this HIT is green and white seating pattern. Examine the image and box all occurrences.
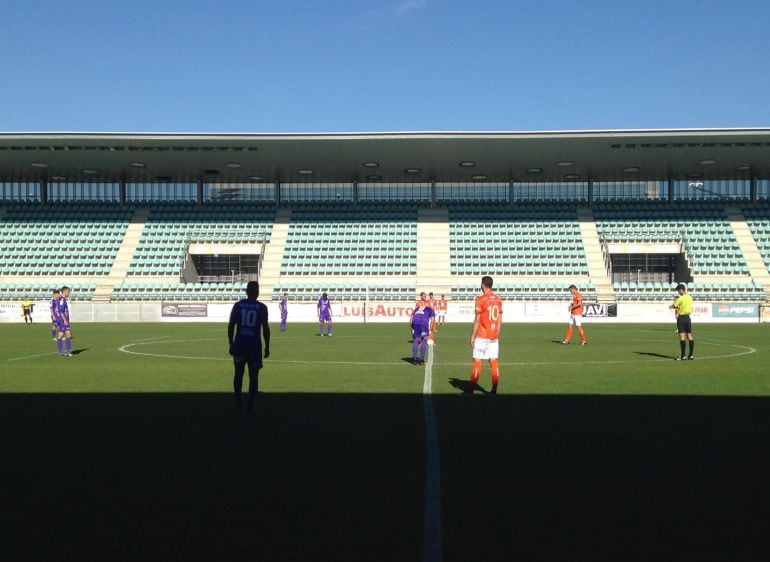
[452,281,597,301]
[613,280,765,301]
[0,203,132,275]
[0,281,96,301]
[272,282,416,301]
[281,209,417,276]
[128,204,274,276]
[450,207,588,276]
[594,201,748,275]
[112,281,247,301]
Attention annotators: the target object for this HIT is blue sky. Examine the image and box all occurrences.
[1,0,769,132]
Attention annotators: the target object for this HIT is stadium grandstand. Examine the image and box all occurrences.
[1,129,769,320]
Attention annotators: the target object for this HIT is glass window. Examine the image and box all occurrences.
[436,182,508,203]
[126,182,197,202]
[0,181,40,202]
[47,182,120,202]
[357,182,431,202]
[204,182,275,202]
[756,179,770,200]
[593,180,666,201]
[673,179,750,200]
[280,182,353,203]
[511,181,588,202]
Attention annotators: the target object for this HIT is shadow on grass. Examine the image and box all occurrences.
[2,392,769,562]
[448,377,490,394]
[635,351,674,359]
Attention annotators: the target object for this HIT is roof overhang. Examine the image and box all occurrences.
[1,128,769,183]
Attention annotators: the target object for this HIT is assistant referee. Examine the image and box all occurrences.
[669,283,695,360]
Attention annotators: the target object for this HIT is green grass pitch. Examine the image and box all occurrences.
[3,321,770,561]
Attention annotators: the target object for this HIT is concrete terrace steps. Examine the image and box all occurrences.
[257,207,291,299]
[576,207,615,302]
[416,207,451,295]
[92,207,151,303]
[725,204,770,297]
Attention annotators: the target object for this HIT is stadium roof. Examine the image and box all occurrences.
[1,128,769,183]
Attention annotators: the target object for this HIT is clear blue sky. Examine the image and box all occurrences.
[2,0,769,132]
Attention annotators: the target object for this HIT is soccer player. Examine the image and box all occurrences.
[562,284,587,346]
[279,292,288,331]
[410,292,428,341]
[436,295,448,327]
[49,289,60,340]
[669,283,695,360]
[465,276,502,395]
[411,300,435,365]
[21,297,33,324]
[228,281,270,412]
[317,292,333,336]
[54,286,73,356]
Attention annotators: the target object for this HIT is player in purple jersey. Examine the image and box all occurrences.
[228,281,270,413]
[411,303,435,365]
[317,292,333,336]
[54,286,73,356]
[279,292,288,331]
[49,289,60,340]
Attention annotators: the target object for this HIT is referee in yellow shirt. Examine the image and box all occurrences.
[669,284,694,360]
[21,297,33,324]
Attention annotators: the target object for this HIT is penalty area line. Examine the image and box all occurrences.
[7,351,60,362]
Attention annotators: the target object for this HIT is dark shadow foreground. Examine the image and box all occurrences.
[2,393,769,562]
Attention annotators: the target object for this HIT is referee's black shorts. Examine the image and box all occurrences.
[676,314,692,334]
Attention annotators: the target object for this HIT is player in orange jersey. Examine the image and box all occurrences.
[436,294,448,327]
[562,284,587,345]
[464,276,502,395]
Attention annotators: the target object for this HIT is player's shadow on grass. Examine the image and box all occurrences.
[448,377,489,394]
[401,357,421,365]
[71,348,89,355]
[635,351,673,359]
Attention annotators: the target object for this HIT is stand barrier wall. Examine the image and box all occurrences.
[0,300,763,324]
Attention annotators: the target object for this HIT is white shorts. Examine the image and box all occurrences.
[472,337,499,360]
[437,312,446,320]
[569,314,583,327]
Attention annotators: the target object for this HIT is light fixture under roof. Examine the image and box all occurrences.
[563,174,581,180]
[623,166,641,173]
[203,168,220,175]
[155,175,173,181]
[128,161,146,168]
[81,168,98,175]
[736,165,752,171]
[225,162,243,169]
[366,174,382,181]
[471,174,487,181]
[362,161,380,168]
[49,175,66,181]
[404,168,421,174]
[247,175,265,182]
[297,169,313,175]
[30,162,48,168]
[699,159,717,165]
[526,167,543,174]
[556,161,574,167]
[688,172,703,179]
[459,161,476,168]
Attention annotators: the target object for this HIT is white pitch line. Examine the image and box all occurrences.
[7,351,60,362]
[422,343,442,562]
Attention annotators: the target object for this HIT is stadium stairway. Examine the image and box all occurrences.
[576,207,615,302]
[416,207,451,295]
[92,207,150,303]
[257,207,291,299]
[725,204,770,294]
